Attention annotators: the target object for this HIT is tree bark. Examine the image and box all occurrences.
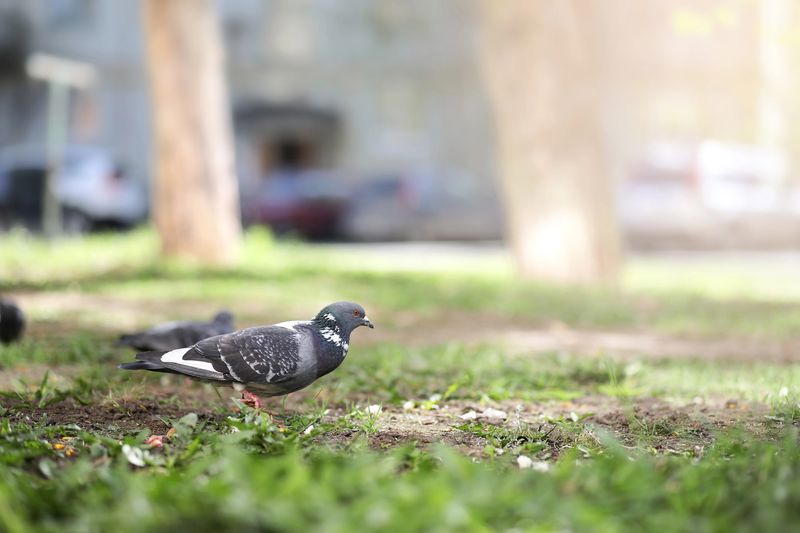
[143,0,241,264]
[478,1,621,283]
[758,0,799,184]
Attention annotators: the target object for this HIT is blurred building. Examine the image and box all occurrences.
[0,1,149,168]
[0,0,799,245]
[0,0,501,240]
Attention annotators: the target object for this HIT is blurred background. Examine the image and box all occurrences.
[1,0,799,280]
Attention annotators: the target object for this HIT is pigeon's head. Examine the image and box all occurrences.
[314,301,374,333]
[213,310,234,328]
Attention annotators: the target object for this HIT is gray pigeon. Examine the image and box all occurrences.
[119,301,373,409]
[0,298,25,344]
[117,310,235,351]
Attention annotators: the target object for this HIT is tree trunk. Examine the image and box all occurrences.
[758,0,798,185]
[478,1,621,283]
[143,0,241,264]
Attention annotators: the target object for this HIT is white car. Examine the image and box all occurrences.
[0,144,148,232]
[620,140,797,248]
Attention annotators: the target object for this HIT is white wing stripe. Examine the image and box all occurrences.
[274,320,306,332]
[162,347,220,374]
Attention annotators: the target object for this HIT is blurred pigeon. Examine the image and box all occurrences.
[0,298,25,344]
[119,301,373,409]
[117,310,235,351]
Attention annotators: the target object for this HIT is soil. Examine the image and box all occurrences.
[3,395,224,436]
[2,290,794,456]
[2,382,779,457]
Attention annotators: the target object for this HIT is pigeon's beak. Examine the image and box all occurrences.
[363,316,374,329]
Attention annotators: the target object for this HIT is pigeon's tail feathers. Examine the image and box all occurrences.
[118,360,172,372]
[119,348,230,382]
[118,350,178,374]
[134,349,167,362]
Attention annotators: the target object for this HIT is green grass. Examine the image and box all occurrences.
[1,414,799,532]
[4,336,798,408]
[3,228,800,339]
[3,229,800,530]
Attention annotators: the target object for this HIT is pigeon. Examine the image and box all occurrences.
[0,298,25,344]
[119,301,373,409]
[117,310,235,351]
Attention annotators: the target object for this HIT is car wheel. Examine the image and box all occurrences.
[62,208,92,234]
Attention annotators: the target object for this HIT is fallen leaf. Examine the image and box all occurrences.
[122,444,146,467]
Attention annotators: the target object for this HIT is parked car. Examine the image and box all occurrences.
[241,169,349,240]
[340,171,503,241]
[619,139,797,248]
[241,167,502,242]
[0,144,147,232]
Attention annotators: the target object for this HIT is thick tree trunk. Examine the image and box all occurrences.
[479,1,621,283]
[143,0,241,264]
[758,0,798,184]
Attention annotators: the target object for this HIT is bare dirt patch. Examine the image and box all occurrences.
[2,380,780,459]
[4,395,224,436]
[357,396,774,456]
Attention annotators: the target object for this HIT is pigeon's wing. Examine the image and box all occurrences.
[122,322,313,385]
[189,323,308,385]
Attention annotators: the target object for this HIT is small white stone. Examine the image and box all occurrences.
[779,386,789,398]
[303,425,314,435]
[495,448,505,456]
[429,393,442,402]
[459,410,478,420]
[482,408,507,420]
[402,400,415,410]
[366,404,382,415]
[516,455,533,469]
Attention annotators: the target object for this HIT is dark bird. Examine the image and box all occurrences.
[119,301,373,409]
[0,298,25,344]
[117,310,235,351]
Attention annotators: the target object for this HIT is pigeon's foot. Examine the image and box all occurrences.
[241,390,263,410]
[145,427,176,448]
[145,435,165,448]
[238,392,284,429]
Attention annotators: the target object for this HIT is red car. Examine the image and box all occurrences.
[242,170,349,240]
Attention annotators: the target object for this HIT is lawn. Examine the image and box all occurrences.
[1,229,799,531]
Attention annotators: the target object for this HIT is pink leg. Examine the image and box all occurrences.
[145,435,164,448]
[241,390,263,410]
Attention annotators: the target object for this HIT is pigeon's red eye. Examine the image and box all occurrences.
[353,310,361,317]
